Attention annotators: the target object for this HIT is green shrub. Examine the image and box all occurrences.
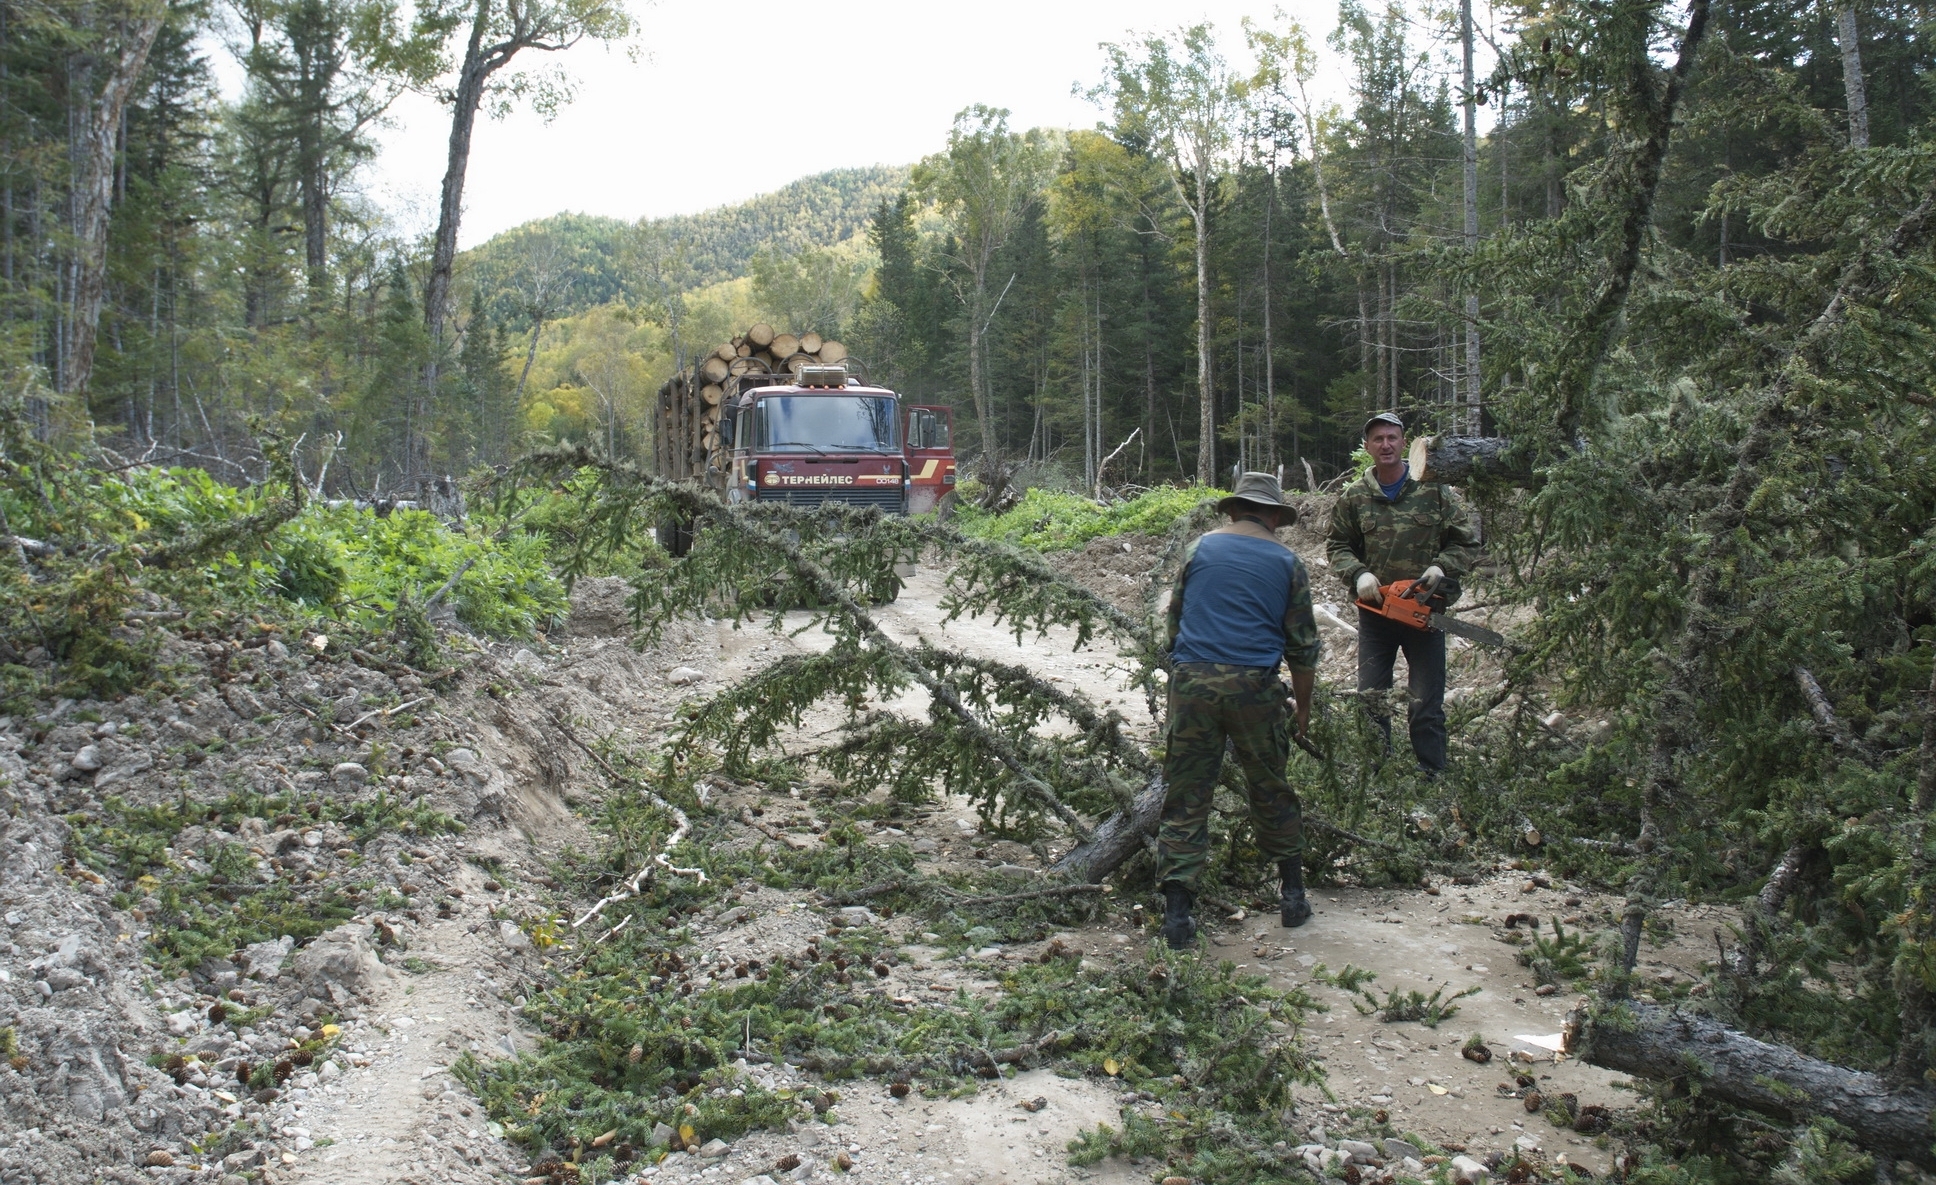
[93,463,569,637]
[951,485,1216,551]
[292,505,567,636]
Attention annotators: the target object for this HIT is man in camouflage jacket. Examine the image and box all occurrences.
[1156,472,1323,949]
[1325,412,1481,774]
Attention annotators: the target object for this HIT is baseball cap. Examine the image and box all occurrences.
[1363,411,1405,435]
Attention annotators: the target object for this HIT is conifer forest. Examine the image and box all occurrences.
[3,1,1936,1184]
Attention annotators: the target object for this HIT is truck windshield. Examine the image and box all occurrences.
[756,395,897,453]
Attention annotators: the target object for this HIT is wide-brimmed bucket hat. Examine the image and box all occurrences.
[1217,472,1297,524]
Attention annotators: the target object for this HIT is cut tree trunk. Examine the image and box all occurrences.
[1049,774,1166,883]
[1418,436,1528,484]
[819,340,848,364]
[770,333,800,360]
[700,357,731,384]
[1567,1001,1936,1169]
[1549,0,1711,445]
[747,323,775,349]
[800,331,824,354]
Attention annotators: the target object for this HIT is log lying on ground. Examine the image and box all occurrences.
[1050,773,1166,883]
[1566,1001,1936,1169]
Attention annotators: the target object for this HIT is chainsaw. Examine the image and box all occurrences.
[1356,579,1507,649]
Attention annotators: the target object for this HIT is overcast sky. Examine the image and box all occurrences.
[356,0,1485,248]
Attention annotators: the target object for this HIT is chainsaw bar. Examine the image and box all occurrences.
[1433,613,1507,649]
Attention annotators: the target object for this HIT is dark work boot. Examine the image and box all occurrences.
[1161,883,1197,950]
[1280,858,1312,929]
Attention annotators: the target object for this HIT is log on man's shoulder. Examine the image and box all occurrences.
[1417,435,1528,485]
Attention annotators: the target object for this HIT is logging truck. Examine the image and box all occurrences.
[652,325,955,553]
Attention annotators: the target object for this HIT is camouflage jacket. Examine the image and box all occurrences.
[1324,468,1481,593]
[1165,521,1323,674]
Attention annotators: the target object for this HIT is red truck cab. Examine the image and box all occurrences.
[720,366,954,515]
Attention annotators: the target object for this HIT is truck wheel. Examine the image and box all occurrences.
[657,517,694,558]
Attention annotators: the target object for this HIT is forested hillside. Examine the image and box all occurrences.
[461,165,907,324]
[15,0,1922,497]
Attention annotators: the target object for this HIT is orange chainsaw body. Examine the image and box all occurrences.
[1355,580,1438,630]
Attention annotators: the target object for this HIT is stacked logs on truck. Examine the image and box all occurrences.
[652,324,849,480]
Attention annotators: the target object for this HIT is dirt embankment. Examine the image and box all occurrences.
[0,580,718,1185]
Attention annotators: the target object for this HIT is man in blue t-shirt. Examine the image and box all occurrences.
[1156,472,1323,949]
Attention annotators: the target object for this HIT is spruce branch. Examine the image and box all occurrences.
[1617,184,1936,974]
[1547,0,1712,449]
[727,507,1096,841]
[546,708,706,929]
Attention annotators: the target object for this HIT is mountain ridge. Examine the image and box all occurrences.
[462,164,909,323]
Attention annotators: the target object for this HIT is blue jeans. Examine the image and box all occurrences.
[1357,608,1447,772]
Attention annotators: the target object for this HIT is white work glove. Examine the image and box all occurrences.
[1355,571,1383,606]
[1420,565,1446,594]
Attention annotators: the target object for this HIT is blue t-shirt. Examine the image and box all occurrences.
[1378,464,1410,501]
[1169,532,1310,668]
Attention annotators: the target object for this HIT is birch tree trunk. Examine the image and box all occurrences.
[423,0,492,359]
[1192,176,1214,484]
[1837,3,1870,149]
[1460,0,1482,434]
[967,267,993,460]
[1262,159,1277,468]
[63,3,168,396]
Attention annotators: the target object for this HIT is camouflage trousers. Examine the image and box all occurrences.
[1155,662,1304,889]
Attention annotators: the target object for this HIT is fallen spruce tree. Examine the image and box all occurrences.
[1566,1001,1936,1170]
[501,448,1416,897]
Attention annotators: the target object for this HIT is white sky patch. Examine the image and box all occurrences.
[209,0,1508,247]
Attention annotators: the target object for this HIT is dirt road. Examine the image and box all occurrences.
[0,555,1718,1185]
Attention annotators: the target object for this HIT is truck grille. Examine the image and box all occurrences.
[766,488,906,513]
